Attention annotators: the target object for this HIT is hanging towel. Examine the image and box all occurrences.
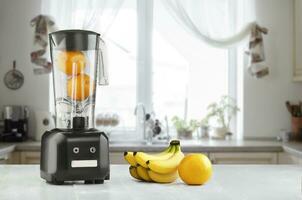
[245,24,269,78]
[30,15,56,75]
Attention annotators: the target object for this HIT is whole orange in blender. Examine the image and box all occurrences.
[57,51,86,75]
[67,74,94,101]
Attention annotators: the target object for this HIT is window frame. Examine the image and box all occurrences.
[136,0,238,135]
[136,0,154,113]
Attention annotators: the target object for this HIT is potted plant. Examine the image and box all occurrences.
[204,95,239,139]
[171,116,199,139]
[199,117,210,139]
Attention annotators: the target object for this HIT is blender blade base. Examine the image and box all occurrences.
[40,128,110,185]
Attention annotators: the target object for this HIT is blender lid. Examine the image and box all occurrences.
[49,29,101,51]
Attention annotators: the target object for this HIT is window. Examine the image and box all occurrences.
[152,4,229,121]
[95,0,235,136]
[49,0,238,137]
[95,0,137,131]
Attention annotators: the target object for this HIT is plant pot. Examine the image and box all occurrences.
[199,126,209,139]
[211,127,229,140]
[177,130,193,140]
[291,117,302,140]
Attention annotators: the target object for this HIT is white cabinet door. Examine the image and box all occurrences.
[110,152,127,165]
[3,152,21,164]
[109,152,210,165]
[0,154,9,164]
[278,152,302,164]
[20,152,40,164]
[209,152,278,164]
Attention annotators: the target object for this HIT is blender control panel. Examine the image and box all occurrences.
[67,137,100,168]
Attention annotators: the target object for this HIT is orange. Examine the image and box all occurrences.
[67,74,94,101]
[178,153,212,185]
[57,51,86,75]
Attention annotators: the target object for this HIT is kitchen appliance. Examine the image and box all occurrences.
[40,30,110,185]
[34,111,55,141]
[1,105,29,142]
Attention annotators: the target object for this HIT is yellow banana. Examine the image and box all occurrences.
[136,165,152,182]
[134,145,176,168]
[124,152,137,166]
[147,145,184,174]
[129,166,142,181]
[148,169,178,183]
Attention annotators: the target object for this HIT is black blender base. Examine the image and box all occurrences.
[46,179,104,185]
[47,180,64,185]
[84,179,104,184]
[105,173,110,180]
[43,171,110,185]
[40,129,110,185]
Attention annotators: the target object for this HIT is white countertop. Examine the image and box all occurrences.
[0,165,301,200]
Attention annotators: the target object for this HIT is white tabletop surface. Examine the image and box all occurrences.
[0,165,301,200]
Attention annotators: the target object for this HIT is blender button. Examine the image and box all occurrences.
[73,147,79,154]
[90,147,96,153]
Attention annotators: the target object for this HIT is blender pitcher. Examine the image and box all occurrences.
[40,30,110,185]
[49,30,108,129]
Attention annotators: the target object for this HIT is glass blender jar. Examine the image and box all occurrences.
[49,30,108,129]
[40,30,110,185]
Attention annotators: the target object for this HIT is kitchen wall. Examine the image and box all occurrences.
[0,0,300,139]
[0,0,49,138]
[243,0,302,138]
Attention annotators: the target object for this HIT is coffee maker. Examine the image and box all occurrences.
[1,106,29,142]
[40,30,110,185]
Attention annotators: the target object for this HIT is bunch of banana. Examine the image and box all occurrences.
[124,140,184,183]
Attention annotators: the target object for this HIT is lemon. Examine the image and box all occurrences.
[178,153,212,185]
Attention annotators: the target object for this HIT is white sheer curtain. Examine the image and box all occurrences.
[161,0,268,77]
[41,0,124,36]
[41,0,125,114]
[161,0,256,48]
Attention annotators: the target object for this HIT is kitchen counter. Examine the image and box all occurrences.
[2,139,284,153]
[0,165,301,200]
[283,142,302,158]
[2,140,302,159]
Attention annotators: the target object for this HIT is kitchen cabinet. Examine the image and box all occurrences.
[6,152,21,164]
[14,151,302,165]
[0,151,289,165]
[111,152,279,165]
[0,152,21,164]
[2,150,302,165]
[110,152,127,164]
[209,152,278,164]
[278,152,302,164]
[5,151,39,164]
[109,152,209,165]
[20,152,40,164]
[0,154,9,164]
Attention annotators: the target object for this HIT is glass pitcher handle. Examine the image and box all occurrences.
[98,37,109,85]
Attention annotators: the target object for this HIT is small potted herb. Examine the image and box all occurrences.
[171,116,199,139]
[199,117,210,139]
[204,95,239,139]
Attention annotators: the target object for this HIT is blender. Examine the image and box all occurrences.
[40,30,110,185]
